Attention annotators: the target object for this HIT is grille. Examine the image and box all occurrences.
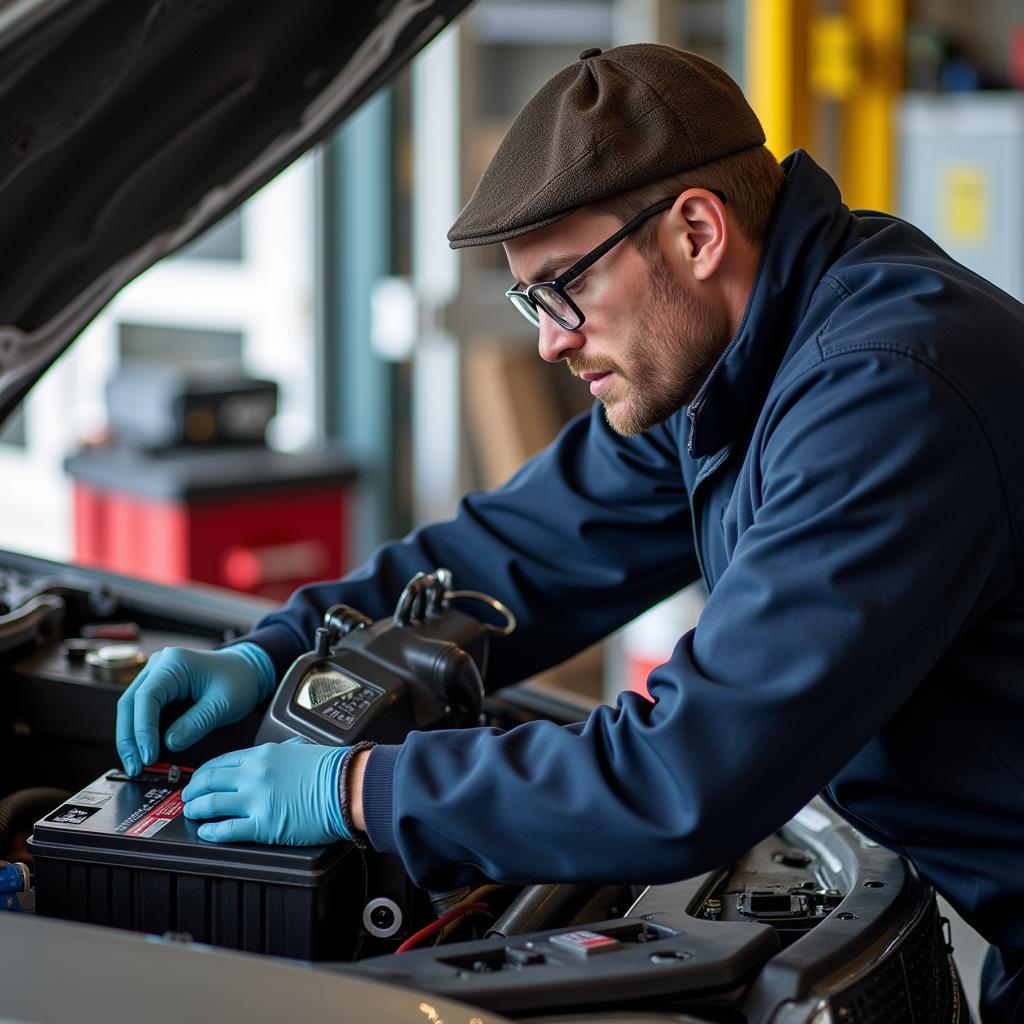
[831,898,956,1023]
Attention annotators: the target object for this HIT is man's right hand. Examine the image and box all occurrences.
[115,643,276,776]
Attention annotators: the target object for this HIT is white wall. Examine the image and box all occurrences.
[0,154,317,561]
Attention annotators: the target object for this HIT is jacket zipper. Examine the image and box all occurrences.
[688,445,731,588]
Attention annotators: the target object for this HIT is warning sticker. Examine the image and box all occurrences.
[114,786,174,834]
[124,791,185,838]
[71,790,111,807]
[549,930,621,957]
[943,164,989,243]
[46,804,101,826]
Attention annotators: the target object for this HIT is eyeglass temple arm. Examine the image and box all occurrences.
[553,189,727,287]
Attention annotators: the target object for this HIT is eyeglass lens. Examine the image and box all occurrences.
[529,285,580,329]
[507,292,540,326]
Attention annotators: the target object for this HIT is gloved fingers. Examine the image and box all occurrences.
[181,755,245,802]
[115,737,142,778]
[115,663,154,776]
[165,692,230,752]
[182,791,249,821]
[133,677,178,767]
[284,735,314,745]
[196,817,257,844]
[192,748,247,771]
[131,652,191,765]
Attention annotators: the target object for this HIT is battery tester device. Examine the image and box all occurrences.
[256,567,515,746]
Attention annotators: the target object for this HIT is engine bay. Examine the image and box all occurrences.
[0,551,961,1023]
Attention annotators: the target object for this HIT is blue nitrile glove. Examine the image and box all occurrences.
[181,738,352,845]
[115,643,276,777]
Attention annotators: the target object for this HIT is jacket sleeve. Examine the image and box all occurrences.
[361,349,1015,889]
[241,403,698,684]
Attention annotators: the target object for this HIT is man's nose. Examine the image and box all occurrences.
[538,314,584,363]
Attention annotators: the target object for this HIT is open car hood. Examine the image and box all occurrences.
[0,0,471,424]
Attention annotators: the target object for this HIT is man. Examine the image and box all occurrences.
[116,45,1024,1020]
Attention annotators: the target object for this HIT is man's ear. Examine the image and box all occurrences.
[663,190,728,282]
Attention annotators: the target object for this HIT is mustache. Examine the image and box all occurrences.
[566,356,621,378]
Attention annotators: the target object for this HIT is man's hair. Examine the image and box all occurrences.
[594,144,785,251]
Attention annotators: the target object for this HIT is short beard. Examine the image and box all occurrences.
[602,247,730,436]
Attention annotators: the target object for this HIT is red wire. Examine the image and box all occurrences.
[395,902,490,954]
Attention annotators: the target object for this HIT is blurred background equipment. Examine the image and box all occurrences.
[899,92,1024,301]
[66,365,357,601]
[105,363,279,451]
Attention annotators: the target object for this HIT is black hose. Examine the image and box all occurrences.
[486,884,597,938]
[0,788,71,857]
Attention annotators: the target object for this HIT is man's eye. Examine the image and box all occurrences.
[566,276,586,295]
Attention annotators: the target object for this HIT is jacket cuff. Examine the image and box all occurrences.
[338,741,375,849]
[362,744,402,854]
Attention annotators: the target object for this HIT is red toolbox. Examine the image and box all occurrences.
[66,445,358,601]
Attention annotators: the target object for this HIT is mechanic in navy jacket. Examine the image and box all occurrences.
[117,45,1024,1020]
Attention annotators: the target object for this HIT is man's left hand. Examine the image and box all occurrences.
[182,739,351,845]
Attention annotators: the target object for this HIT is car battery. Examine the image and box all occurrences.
[27,764,362,960]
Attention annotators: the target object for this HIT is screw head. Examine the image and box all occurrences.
[370,905,395,930]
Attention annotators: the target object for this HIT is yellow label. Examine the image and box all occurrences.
[810,14,859,101]
[943,166,989,243]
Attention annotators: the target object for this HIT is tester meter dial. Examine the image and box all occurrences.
[255,568,515,747]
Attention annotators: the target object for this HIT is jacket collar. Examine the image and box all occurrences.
[686,150,858,459]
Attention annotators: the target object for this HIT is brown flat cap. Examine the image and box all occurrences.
[448,43,765,249]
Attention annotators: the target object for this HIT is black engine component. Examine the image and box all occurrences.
[346,809,963,1023]
[487,884,603,939]
[0,552,966,1022]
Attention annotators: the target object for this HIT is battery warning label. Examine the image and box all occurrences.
[46,804,101,826]
[123,790,186,838]
[71,790,111,807]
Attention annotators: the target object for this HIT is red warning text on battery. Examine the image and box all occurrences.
[125,791,185,838]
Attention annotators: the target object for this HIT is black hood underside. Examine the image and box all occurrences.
[0,0,471,423]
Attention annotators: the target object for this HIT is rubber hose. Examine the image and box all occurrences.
[429,887,473,918]
[486,883,597,938]
[0,788,71,857]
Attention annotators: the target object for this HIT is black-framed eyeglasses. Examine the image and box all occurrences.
[505,189,727,331]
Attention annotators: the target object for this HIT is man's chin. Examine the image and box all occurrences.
[600,392,686,437]
[600,397,646,437]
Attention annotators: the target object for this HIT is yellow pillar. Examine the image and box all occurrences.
[745,0,815,161]
[840,0,905,212]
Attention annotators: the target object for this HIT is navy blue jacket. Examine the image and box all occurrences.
[245,151,1024,963]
